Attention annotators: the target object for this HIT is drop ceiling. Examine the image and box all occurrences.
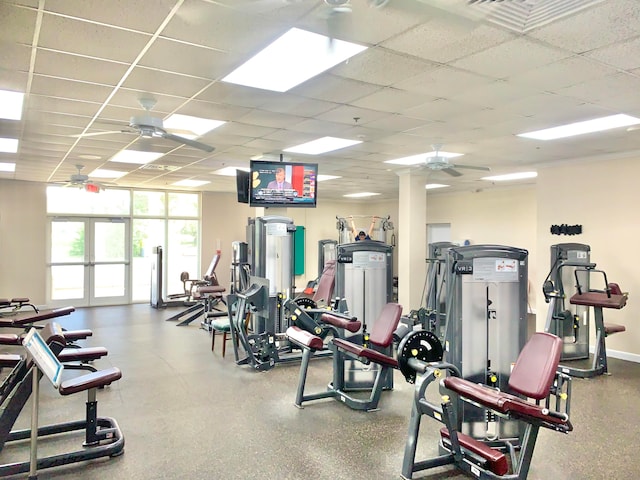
[2,0,640,201]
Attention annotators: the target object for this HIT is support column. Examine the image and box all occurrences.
[397,170,427,312]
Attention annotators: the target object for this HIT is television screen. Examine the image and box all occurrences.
[236,169,250,204]
[249,161,317,208]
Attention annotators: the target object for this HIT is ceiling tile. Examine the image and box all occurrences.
[529,0,640,54]
[0,3,37,44]
[138,38,231,80]
[292,74,381,104]
[332,48,430,87]
[394,66,494,99]
[0,42,31,73]
[584,36,640,71]
[38,13,152,63]
[43,0,179,33]
[34,49,129,86]
[452,37,571,79]
[352,87,436,113]
[121,67,212,98]
[506,55,619,90]
[382,20,514,64]
[30,75,114,103]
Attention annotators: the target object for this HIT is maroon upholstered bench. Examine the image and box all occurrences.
[570,282,627,336]
[286,326,324,351]
[440,428,508,476]
[0,306,75,327]
[58,367,122,396]
[319,312,361,333]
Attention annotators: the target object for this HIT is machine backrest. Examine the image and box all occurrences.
[508,332,562,400]
[40,321,67,348]
[370,303,403,348]
[313,260,336,305]
[203,254,221,283]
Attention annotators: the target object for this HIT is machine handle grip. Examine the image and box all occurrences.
[541,408,569,422]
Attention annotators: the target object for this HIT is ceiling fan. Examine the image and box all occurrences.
[420,144,491,177]
[51,165,114,193]
[71,98,215,153]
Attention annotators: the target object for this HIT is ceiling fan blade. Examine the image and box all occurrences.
[69,130,127,138]
[451,163,491,171]
[163,132,215,153]
[442,168,463,177]
[70,128,138,138]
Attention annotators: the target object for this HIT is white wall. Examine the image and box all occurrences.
[536,157,640,360]
[0,180,47,303]
[425,185,538,307]
[2,172,637,360]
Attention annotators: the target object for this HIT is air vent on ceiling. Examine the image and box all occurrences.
[140,164,179,171]
[468,0,606,33]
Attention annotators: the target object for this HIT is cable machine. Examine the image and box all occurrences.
[336,215,394,244]
[444,244,529,442]
[335,240,394,390]
[318,239,337,278]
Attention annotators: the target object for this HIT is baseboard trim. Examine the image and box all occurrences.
[589,345,640,363]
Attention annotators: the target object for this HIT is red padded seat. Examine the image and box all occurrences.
[443,333,571,431]
[570,292,627,309]
[286,326,324,351]
[440,428,508,476]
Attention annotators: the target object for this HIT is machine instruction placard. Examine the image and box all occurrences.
[352,251,386,269]
[265,222,288,236]
[472,257,519,282]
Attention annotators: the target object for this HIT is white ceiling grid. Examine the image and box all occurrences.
[1,0,640,200]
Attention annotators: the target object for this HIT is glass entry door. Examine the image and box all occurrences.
[48,217,130,307]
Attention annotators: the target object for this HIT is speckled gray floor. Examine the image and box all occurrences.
[0,304,637,479]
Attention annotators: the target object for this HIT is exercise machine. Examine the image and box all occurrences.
[335,215,394,244]
[228,260,346,371]
[544,265,628,378]
[318,239,337,279]
[285,303,435,411]
[545,243,593,361]
[0,298,37,317]
[0,323,124,478]
[444,245,530,442]
[335,240,394,390]
[229,241,250,295]
[399,331,572,480]
[247,215,296,334]
[399,241,456,340]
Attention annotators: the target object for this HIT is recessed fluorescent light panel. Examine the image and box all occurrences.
[517,114,640,140]
[425,183,449,190]
[173,179,210,187]
[222,28,368,92]
[284,137,362,155]
[317,174,342,182]
[482,172,538,181]
[0,90,24,120]
[110,150,164,165]
[164,114,225,137]
[385,151,463,166]
[343,192,381,198]
[89,169,127,179]
[213,167,250,176]
[0,162,16,172]
[0,138,19,153]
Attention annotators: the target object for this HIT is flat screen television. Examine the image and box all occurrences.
[236,169,250,204]
[249,160,318,208]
